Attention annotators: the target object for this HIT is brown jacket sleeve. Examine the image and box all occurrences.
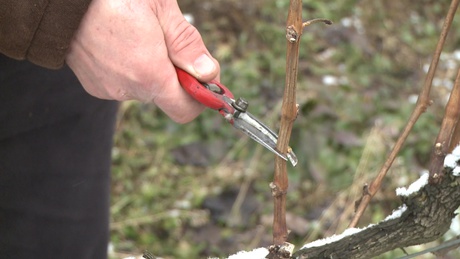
[0,0,92,69]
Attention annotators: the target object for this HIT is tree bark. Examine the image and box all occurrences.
[293,170,460,258]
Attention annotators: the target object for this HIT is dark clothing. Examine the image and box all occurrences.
[0,0,92,68]
[0,1,119,256]
[0,55,118,258]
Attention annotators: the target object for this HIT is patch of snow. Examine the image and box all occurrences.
[453,145,460,156]
[445,145,460,168]
[444,145,460,176]
[454,50,460,61]
[423,63,430,73]
[450,215,460,236]
[384,204,408,221]
[340,17,353,27]
[299,205,407,251]
[301,227,363,249]
[225,247,269,259]
[322,75,338,86]
[444,209,460,240]
[408,94,418,104]
[396,172,429,197]
[444,153,459,169]
[453,167,460,176]
[340,16,364,34]
[108,242,114,255]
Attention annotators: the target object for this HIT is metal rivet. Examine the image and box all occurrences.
[232,98,249,118]
[232,97,249,112]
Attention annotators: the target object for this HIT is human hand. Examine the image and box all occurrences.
[66,0,219,123]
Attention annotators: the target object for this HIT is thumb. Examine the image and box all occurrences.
[156,1,219,82]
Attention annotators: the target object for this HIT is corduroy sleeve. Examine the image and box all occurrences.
[0,0,92,69]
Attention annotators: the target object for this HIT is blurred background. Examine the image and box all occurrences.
[109,0,460,258]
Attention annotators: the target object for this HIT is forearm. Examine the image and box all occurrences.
[0,0,91,69]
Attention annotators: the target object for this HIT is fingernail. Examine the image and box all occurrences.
[193,54,216,77]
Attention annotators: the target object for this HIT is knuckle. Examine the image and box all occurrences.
[169,20,202,54]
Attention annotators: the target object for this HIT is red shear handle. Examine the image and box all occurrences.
[175,67,234,111]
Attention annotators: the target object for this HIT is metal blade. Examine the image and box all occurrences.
[232,112,298,166]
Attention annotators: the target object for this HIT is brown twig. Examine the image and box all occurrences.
[271,0,332,250]
[271,0,303,247]
[429,67,460,181]
[349,0,460,228]
[302,18,332,28]
[447,73,460,153]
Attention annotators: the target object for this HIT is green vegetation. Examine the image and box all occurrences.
[110,1,460,258]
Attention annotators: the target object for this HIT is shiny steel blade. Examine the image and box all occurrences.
[232,112,298,166]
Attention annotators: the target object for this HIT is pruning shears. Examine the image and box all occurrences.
[175,67,298,166]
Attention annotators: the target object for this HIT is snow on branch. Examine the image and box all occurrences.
[396,172,429,197]
[221,146,460,259]
[444,145,460,176]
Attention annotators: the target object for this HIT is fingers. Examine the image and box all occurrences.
[67,0,215,123]
[136,33,206,123]
[154,1,220,82]
[150,68,206,123]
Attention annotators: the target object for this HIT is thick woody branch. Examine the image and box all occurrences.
[294,172,460,258]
